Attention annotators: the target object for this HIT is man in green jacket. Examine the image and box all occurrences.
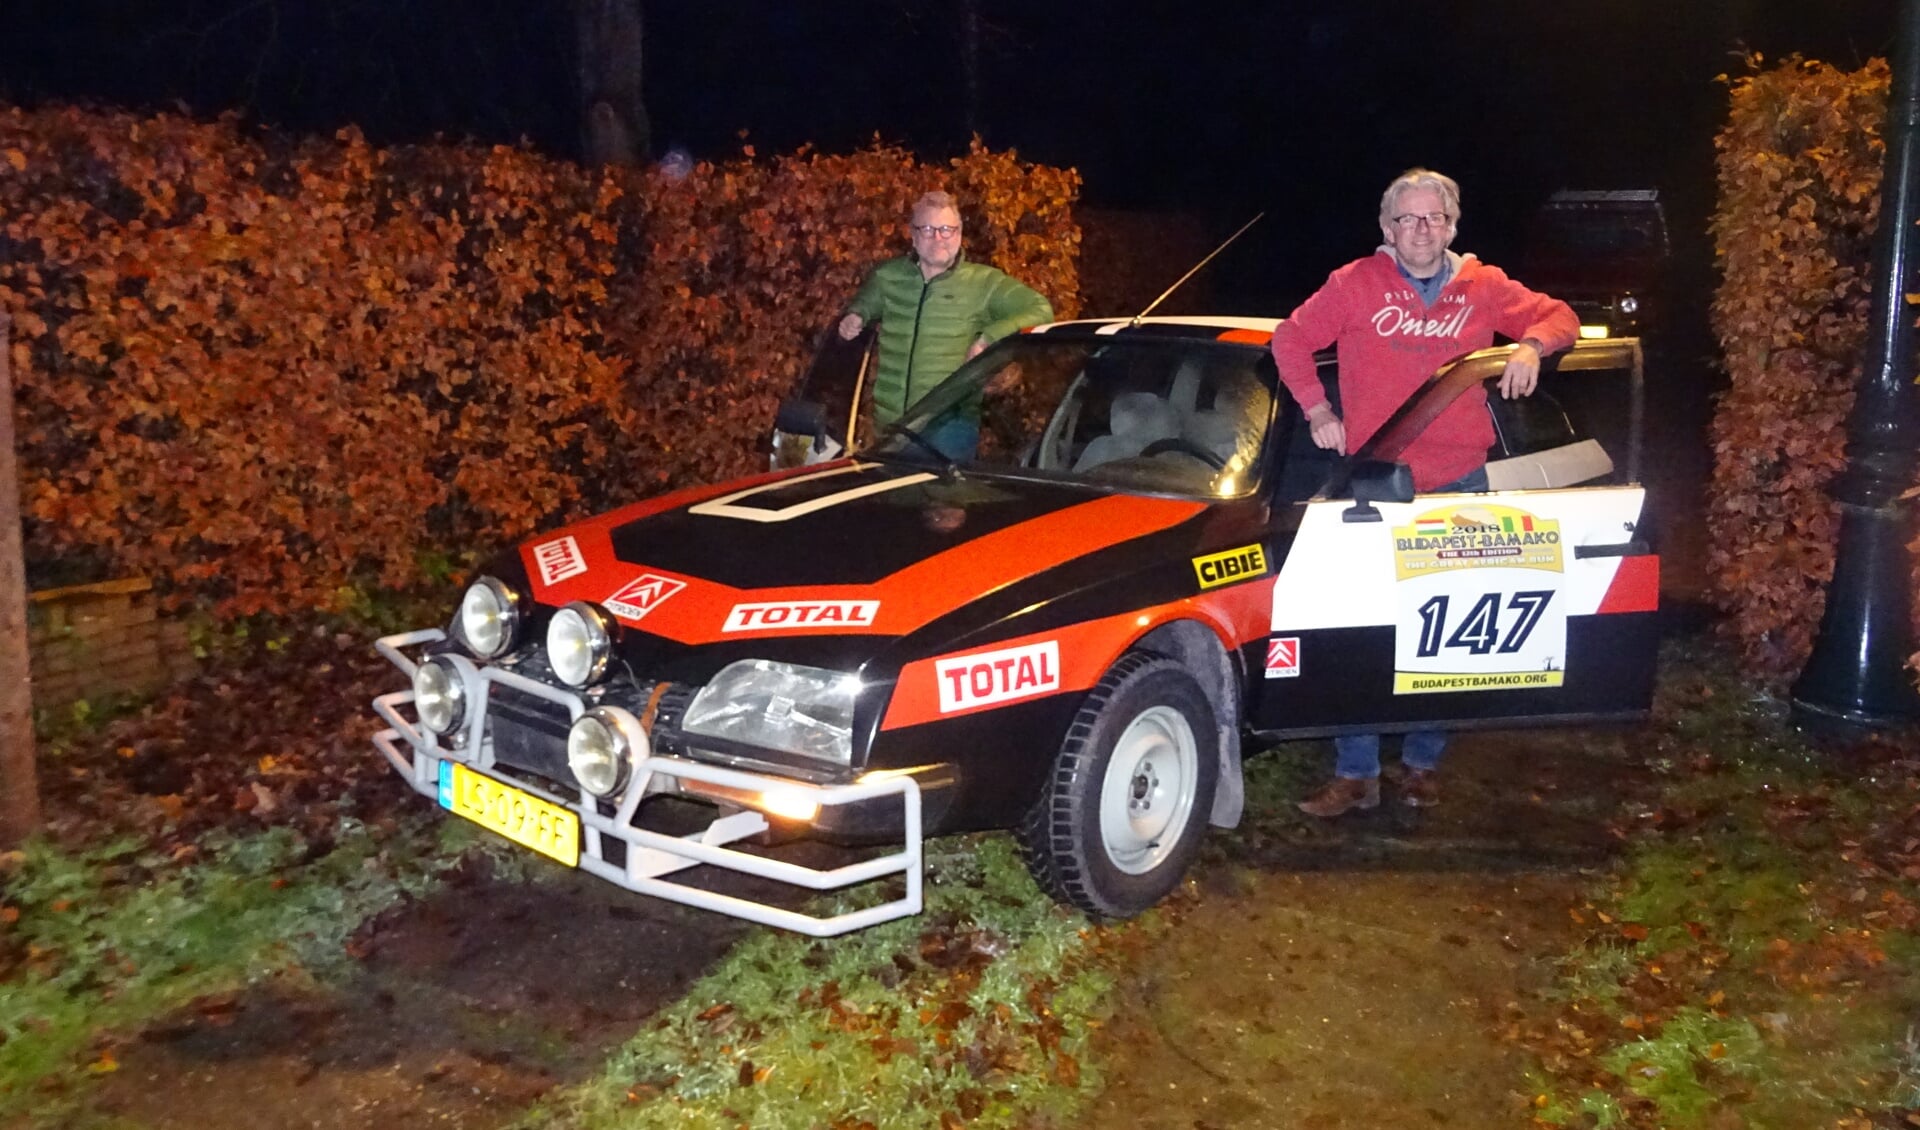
[838,191,1054,457]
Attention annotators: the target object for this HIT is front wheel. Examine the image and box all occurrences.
[1018,653,1218,920]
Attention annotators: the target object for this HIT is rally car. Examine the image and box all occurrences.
[371,317,1659,936]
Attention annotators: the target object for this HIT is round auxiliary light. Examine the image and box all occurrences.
[1618,294,1640,315]
[412,657,467,735]
[567,707,646,798]
[459,577,523,659]
[546,602,612,688]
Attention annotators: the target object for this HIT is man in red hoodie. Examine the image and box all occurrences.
[1272,168,1577,818]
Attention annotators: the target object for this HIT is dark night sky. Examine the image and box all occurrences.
[0,0,1906,309]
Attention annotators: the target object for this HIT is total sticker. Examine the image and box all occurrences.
[723,600,879,632]
[934,641,1060,714]
[532,536,588,586]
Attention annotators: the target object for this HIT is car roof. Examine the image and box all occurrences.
[1025,316,1280,345]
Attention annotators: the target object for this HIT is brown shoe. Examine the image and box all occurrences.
[1297,775,1380,818]
[1401,768,1441,808]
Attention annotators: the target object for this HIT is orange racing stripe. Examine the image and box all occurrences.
[880,577,1271,730]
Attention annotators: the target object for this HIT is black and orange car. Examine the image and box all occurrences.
[372,317,1660,935]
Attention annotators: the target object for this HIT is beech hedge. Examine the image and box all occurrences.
[1706,55,1902,683]
[0,106,1080,615]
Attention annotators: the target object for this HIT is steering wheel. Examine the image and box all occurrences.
[1139,436,1228,470]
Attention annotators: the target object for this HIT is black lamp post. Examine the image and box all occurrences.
[1790,0,1920,731]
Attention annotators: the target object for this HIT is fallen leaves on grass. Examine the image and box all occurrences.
[1512,653,1920,1129]
[37,627,417,859]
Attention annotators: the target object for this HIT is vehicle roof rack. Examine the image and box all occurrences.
[1547,189,1661,205]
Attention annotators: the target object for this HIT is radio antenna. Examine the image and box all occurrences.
[1130,212,1265,325]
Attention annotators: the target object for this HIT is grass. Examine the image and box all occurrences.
[1598,1007,1767,1125]
[521,835,1118,1130]
[1522,640,1920,1129]
[7,595,1130,1130]
[0,813,488,1121]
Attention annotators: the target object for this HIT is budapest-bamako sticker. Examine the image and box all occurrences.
[1390,504,1567,695]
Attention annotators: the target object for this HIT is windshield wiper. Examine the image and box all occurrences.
[885,423,962,479]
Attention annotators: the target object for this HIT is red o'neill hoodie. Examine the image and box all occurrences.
[1270,249,1577,491]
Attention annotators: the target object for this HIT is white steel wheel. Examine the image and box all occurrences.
[1098,705,1200,875]
[1018,652,1219,920]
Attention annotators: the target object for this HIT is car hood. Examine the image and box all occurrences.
[512,460,1208,667]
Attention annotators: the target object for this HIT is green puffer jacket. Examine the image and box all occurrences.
[845,254,1053,424]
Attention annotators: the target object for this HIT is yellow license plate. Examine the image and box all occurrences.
[437,761,580,867]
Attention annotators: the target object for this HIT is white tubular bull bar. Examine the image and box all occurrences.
[370,628,923,937]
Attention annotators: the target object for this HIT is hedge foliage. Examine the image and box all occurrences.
[1708,55,1895,683]
[0,106,1081,615]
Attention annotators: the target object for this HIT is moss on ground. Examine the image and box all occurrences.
[1518,640,1920,1130]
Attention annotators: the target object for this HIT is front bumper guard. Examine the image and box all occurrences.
[370,628,922,937]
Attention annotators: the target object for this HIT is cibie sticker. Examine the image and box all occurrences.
[723,600,880,633]
[532,536,588,586]
[1192,543,1269,590]
[1391,503,1567,695]
[605,574,686,622]
[934,641,1060,714]
[1265,637,1300,679]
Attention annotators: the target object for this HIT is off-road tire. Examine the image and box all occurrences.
[1017,652,1218,920]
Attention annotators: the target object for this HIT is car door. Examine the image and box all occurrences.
[1250,341,1659,737]
[770,326,874,468]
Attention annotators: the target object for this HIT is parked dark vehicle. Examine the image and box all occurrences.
[1519,189,1671,341]
[371,318,1660,935]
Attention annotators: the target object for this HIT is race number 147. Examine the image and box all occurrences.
[1411,590,1555,658]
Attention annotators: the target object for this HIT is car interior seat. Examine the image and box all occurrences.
[1182,368,1268,466]
[1168,355,1206,414]
[1073,391,1184,471]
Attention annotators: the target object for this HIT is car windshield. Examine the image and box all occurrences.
[866,336,1279,498]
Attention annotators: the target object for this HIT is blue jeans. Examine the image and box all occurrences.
[1334,731,1446,780]
[1329,464,1480,780]
[921,413,980,463]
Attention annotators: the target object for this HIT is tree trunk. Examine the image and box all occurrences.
[574,0,651,166]
[0,312,41,847]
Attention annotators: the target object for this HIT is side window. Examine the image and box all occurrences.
[1540,363,1634,483]
[1486,360,1636,489]
[1487,393,1579,457]
[1273,356,1339,502]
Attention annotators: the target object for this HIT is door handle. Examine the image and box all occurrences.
[1574,540,1650,559]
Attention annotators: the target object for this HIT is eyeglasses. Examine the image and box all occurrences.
[911,224,962,238]
[1390,212,1452,230]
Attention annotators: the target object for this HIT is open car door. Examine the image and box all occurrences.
[1253,339,1660,737]
[769,326,873,469]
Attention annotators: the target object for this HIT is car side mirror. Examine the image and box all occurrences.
[1342,459,1414,523]
[771,398,840,469]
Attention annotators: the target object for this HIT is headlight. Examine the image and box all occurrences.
[413,657,466,735]
[682,660,860,766]
[459,577,523,658]
[567,706,645,797]
[547,602,612,687]
[1617,294,1640,315]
